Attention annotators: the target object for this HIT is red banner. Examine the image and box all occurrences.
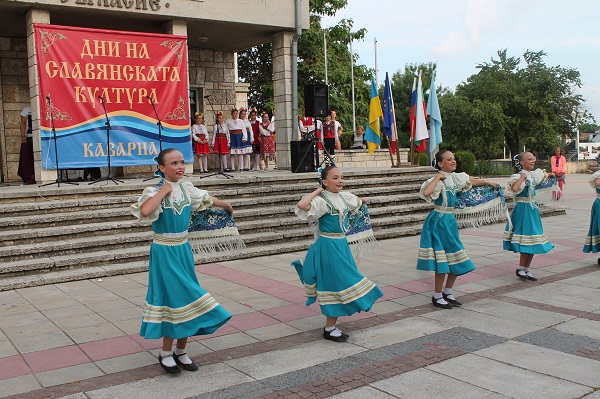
[34,24,191,169]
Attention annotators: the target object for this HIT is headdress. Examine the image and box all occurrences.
[215,111,223,117]
[238,107,247,113]
[194,111,203,118]
[249,107,258,114]
[318,166,324,187]
[231,108,238,114]
[152,155,165,178]
[261,110,269,117]
[433,158,440,171]
[513,154,522,171]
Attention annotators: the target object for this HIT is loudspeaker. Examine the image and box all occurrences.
[304,84,329,117]
[290,140,316,173]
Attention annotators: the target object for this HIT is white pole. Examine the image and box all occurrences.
[350,38,356,133]
[374,37,378,84]
[324,31,328,85]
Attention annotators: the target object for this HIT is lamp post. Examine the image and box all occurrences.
[572,109,584,162]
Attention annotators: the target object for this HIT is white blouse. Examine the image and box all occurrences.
[295,191,361,222]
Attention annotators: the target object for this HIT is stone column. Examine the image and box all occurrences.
[272,31,295,170]
[26,9,51,184]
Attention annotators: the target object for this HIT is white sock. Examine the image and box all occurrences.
[517,267,526,276]
[442,288,456,300]
[160,350,176,367]
[174,347,192,365]
[433,292,448,304]
[524,268,535,277]
[325,326,343,337]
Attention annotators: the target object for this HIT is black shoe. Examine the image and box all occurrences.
[516,269,528,280]
[432,296,453,309]
[525,272,538,281]
[323,327,349,342]
[442,293,462,306]
[158,355,181,374]
[173,352,199,371]
[597,257,600,265]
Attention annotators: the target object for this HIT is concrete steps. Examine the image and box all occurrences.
[0,167,565,291]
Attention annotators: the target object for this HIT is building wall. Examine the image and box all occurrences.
[0,37,29,182]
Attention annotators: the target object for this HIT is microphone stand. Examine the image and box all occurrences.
[200,95,233,179]
[41,94,78,187]
[144,95,164,182]
[90,96,123,185]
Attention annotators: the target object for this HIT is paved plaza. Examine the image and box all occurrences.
[1,174,600,399]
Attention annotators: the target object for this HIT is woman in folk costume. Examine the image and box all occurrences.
[239,108,253,171]
[131,148,235,374]
[226,108,247,172]
[292,166,383,342]
[191,112,210,173]
[504,152,555,281]
[248,108,261,171]
[583,170,600,263]
[550,147,566,199]
[211,111,230,171]
[418,150,501,309]
[259,111,276,170]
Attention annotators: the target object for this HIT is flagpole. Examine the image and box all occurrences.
[349,37,356,134]
[324,31,328,85]
[374,38,378,84]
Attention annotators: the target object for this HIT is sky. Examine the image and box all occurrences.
[322,0,600,121]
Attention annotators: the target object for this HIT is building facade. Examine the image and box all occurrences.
[0,0,308,182]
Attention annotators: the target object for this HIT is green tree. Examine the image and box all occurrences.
[449,49,584,158]
[237,0,372,131]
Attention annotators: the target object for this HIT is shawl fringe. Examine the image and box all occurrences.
[188,208,246,256]
[455,186,510,229]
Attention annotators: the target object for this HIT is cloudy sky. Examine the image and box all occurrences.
[322,0,600,121]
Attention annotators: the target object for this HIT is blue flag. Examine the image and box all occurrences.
[426,77,442,151]
[382,73,394,138]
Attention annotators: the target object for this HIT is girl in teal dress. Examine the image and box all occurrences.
[418,150,499,309]
[503,152,555,281]
[293,166,383,342]
[131,148,233,374]
[583,170,600,263]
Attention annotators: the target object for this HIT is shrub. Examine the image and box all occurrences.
[473,160,514,176]
[454,151,475,174]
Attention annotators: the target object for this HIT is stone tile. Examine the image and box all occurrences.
[423,307,542,339]
[53,314,110,330]
[0,306,44,327]
[0,340,18,358]
[85,363,253,399]
[23,345,89,372]
[182,341,213,358]
[113,319,142,335]
[244,323,302,341]
[94,351,158,374]
[475,340,600,386]
[370,299,409,314]
[36,362,104,387]
[427,353,592,399]
[12,331,74,354]
[0,355,31,379]
[285,315,325,332]
[42,304,95,320]
[80,298,136,312]
[506,282,600,312]
[29,298,82,311]
[390,293,431,308]
[99,306,142,323]
[453,282,492,294]
[79,335,145,361]
[372,368,508,398]
[200,331,259,352]
[228,312,280,330]
[554,318,600,341]
[349,316,453,349]
[3,320,61,339]
[0,374,41,398]
[260,303,319,322]
[462,298,574,327]
[65,323,125,344]
[225,340,366,380]
[54,393,88,399]
[329,386,397,399]
[559,272,600,289]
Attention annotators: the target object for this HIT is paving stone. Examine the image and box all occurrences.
[427,353,592,399]
[85,363,254,399]
[462,298,574,327]
[475,340,600,386]
[94,352,158,374]
[515,328,600,353]
[371,368,508,398]
[328,386,398,399]
[224,340,366,380]
[0,374,42,397]
[36,363,104,388]
[554,318,600,341]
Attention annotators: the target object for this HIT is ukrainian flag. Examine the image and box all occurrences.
[365,75,383,154]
